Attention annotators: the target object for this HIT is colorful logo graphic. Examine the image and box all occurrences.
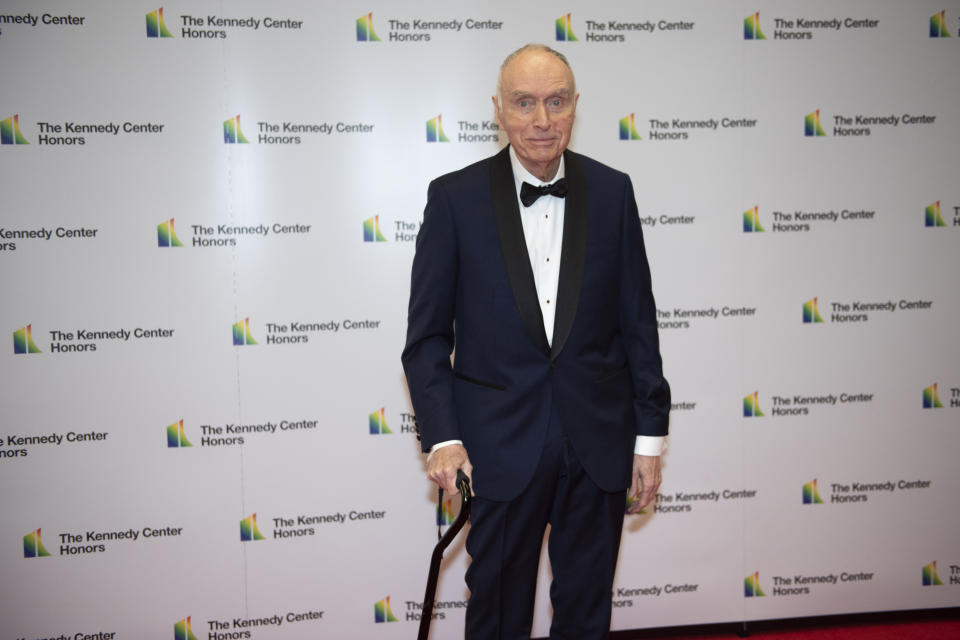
[146,7,173,38]
[922,561,944,586]
[167,419,193,448]
[930,11,952,38]
[805,110,826,137]
[802,478,824,504]
[743,206,764,233]
[13,325,42,354]
[374,596,399,623]
[158,218,184,247]
[624,493,647,515]
[803,297,825,324]
[23,529,51,558]
[555,13,578,41]
[240,514,266,541]
[437,495,456,526]
[364,215,387,242]
[223,115,249,144]
[369,407,392,434]
[619,114,642,141]
[925,201,947,227]
[356,12,381,41]
[923,383,944,409]
[174,617,199,640]
[744,571,766,597]
[1,114,30,145]
[426,115,450,143]
[743,391,764,417]
[232,318,257,346]
[744,12,767,40]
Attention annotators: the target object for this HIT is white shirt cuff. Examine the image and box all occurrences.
[427,439,463,462]
[635,436,666,456]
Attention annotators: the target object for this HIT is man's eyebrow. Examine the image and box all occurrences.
[508,88,572,99]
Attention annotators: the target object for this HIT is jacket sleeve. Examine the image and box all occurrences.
[401,179,462,452]
[618,175,671,437]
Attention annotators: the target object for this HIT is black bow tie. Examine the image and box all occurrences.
[520,178,568,207]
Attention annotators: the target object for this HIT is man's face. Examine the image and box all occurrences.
[493,50,578,181]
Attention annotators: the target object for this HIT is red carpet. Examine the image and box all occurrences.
[598,609,960,640]
[673,620,960,639]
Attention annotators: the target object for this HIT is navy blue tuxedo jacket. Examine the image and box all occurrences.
[402,146,670,502]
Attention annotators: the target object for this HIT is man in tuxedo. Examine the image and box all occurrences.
[402,44,670,639]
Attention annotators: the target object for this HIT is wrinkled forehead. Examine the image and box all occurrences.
[499,51,576,96]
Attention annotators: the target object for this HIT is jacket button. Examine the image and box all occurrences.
[549,360,556,370]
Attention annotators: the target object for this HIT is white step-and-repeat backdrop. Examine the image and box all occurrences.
[2,1,958,638]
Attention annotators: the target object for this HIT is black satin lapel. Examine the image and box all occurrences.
[550,150,587,359]
[489,147,550,357]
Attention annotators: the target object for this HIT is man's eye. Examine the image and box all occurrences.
[518,101,529,108]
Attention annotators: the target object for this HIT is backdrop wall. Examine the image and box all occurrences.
[2,1,958,638]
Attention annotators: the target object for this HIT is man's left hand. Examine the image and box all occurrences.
[627,454,661,514]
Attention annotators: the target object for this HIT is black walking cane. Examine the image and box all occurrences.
[417,469,472,640]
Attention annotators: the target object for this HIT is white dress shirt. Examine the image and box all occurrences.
[510,147,565,346]
[430,147,665,458]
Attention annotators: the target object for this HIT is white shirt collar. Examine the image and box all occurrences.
[508,145,566,194]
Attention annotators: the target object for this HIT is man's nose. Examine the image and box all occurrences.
[532,101,550,127]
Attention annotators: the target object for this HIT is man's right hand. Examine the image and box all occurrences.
[427,444,473,495]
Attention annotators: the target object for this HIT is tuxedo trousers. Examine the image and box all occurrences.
[464,408,627,639]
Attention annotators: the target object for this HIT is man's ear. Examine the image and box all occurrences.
[491,95,503,128]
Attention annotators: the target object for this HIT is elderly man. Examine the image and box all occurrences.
[402,44,670,639]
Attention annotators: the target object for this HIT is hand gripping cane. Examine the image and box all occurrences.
[417,469,472,640]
